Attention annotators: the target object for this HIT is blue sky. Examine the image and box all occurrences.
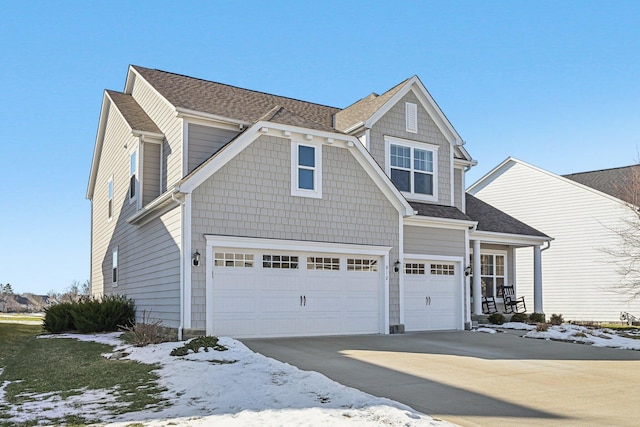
[1,1,638,295]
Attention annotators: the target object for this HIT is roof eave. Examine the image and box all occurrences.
[470,229,552,246]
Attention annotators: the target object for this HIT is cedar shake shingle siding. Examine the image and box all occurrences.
[189,135,401,328]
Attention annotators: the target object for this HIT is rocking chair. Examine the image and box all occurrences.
[482,296,498,314]
[502,285,526,314]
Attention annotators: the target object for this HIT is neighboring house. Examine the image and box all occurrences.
[469,157,640,322]
[87,66,550,339]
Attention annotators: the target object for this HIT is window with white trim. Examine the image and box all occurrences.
[347,258,378,272]
[469,253,505,298]
[291,141,322,198]
[263,254,299,269]
[307,257,340,271]
[107,177,113,220]
[112,247,118,287]
[405,263,425,275]
[406,102,417,133]
[430,264,455,276]
[129,150,138,203]
[387,138,438,201]
[214,252,254,268]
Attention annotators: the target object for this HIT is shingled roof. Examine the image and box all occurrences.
[465,194,549,238]
[132,66,340,130]
[563,164,640,205]
[334,78,410,132]
[106,90,161,134]
[409,201,473,221]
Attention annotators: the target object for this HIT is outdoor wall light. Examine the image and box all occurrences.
[394,260,401,273]
[464,265,472,276]
[192,250,201,267]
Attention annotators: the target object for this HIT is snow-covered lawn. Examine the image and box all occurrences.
[524,323,640,350]
[1,333,452,426]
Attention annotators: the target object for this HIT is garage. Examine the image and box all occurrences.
[403,259,462,331]
[204,236,390,338]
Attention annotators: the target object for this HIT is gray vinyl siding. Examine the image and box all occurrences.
[187,124,240,174]
[403,225,465,257]
[369,91,452,206]
[142,142,161,206]
[91,96,182,327]
[130,76,183,189]
[190,135,400,329]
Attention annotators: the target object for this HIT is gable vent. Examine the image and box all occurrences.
[406,102,417,133]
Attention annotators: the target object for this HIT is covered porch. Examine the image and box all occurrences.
[464,194,552,323]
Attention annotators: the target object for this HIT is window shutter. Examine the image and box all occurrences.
[406,102,417,133]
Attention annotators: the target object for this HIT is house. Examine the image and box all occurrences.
[86,66,550,339]
[468,157,640,322]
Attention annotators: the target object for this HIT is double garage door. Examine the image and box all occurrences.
[209,246,384,338]
[403,260,461,331]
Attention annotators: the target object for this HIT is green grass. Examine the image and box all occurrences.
[0,323,167,426]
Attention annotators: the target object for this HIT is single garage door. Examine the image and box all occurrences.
[209,248,383,338]
[403,260,461,331]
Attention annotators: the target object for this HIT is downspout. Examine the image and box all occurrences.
[541,239,552,252]
[172,190,185,341]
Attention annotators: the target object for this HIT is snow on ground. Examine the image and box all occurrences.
[3,333,453,426]
[473,327,497,334]
[525,324,640,350]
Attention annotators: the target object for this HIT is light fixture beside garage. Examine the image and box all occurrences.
[464,265,471,276]
[192,250,201,267]
[394,260,401,273]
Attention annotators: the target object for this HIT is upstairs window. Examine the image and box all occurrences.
[107,178,113,220]
[129,150,137,203]
[291,141,322,198]
[406,102,418,133]
[386,137,438,202]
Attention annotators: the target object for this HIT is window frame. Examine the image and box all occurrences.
[385,136,438,202]
[112,246,119,287]
[291,141,322,199]
[469,251,507,299]
[129,148,138,205]
[107,176,114,221]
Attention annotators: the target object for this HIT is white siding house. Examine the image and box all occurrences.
[469,157,640,322]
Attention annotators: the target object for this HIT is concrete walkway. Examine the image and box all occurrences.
[244,330,640,427]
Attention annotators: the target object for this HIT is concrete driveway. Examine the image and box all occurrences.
[244,330,640,426]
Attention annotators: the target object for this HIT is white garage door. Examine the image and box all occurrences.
[209,248,383,338]
[404,261,461,331]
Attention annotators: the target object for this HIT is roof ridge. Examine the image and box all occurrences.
[563,164,640,176]
[131,65,341,110]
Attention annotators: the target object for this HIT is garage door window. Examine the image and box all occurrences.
[347,258,378,272]
[263,254,299,269]
[430,264,455,275]
[404,263,425,274]
[307,257,340,271]
[214,252,254,268]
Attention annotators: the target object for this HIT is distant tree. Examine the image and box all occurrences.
[1,283,13,296]
[606,165,640,300]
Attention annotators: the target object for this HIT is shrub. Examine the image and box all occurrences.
[43,302,75,333]
[536,323,549,332]
[549,313,564,325]
[528,312,546,324]
[510,313,528,323]
[42,294,135,334]
[487,313,505,325]
[120,310,167,347]
[71,295,135,333]
[171,336,228,357]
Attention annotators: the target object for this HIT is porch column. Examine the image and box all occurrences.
[473,240,482,315]
[533,245,543,313]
